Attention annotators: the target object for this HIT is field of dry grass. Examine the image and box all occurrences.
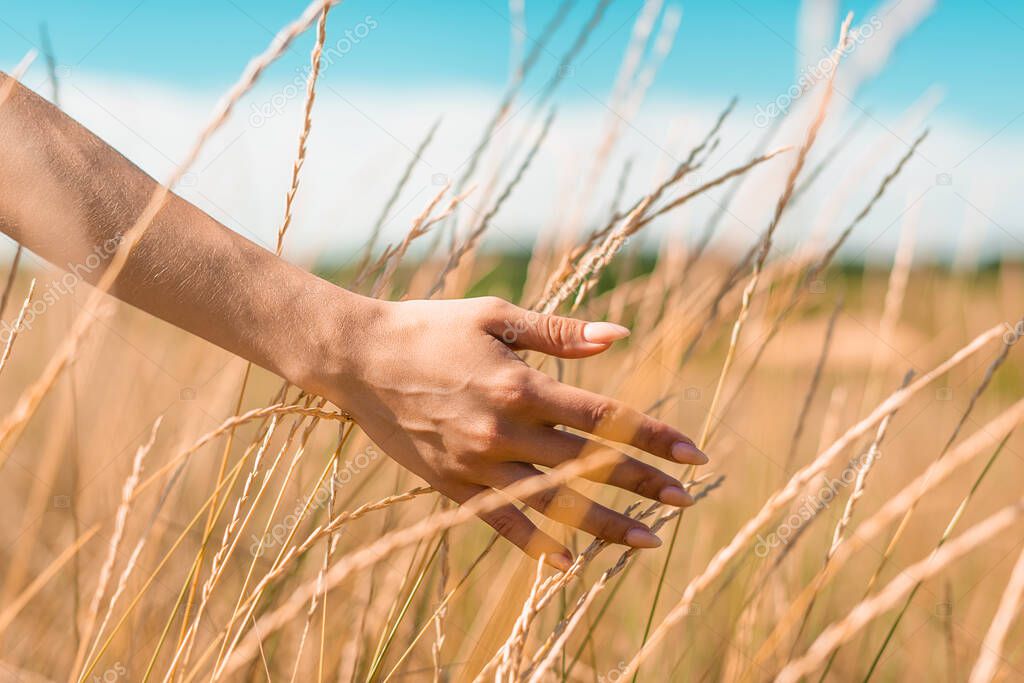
[1,1,1023,681]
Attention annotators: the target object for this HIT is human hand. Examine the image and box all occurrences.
[320,295,707,570]
[0,73,706,571]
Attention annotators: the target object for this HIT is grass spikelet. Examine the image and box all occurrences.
[777,497,1024,683]
[2,4,1020,681]
[70,417,162,677]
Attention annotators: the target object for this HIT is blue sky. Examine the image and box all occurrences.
[1,1,1022,260]
[1,0,1021,127]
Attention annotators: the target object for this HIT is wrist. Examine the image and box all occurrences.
[287,280,390,408]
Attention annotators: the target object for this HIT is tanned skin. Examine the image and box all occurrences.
[0,74,708,569]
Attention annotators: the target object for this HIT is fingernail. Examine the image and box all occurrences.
[551,552,574,572]
[625,527,662,549]
[659,485,695,507]
[672,441,708,464]
[583,322,631,344]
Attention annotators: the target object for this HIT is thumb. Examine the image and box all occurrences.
[495,306,630,358]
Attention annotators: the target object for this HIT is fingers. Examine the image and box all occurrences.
[471,297,705,464]
[537,381,708,465]
[442,480,573,571]
[489,463,663,549]
[480,298,630,359]
[513,427,695,507]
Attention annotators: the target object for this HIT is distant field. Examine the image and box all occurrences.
[1,251,1021,681]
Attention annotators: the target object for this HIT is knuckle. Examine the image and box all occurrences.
[472,295,510,320]
[485,508,522,539]
[634,418,664,451]
[632,467,667,499]
[490,368,536,408]
[476,295,504,309]
[543,315,575,346]
[468,417,506,453]
[532,486,560,513]
[588,400,619,429]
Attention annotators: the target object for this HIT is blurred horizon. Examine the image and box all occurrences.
[2,0,1023,266]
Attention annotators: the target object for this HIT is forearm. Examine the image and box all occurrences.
[0,77,710,562]
[0,73,373,398]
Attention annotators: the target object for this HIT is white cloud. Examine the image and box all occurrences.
[13,69,1024,267]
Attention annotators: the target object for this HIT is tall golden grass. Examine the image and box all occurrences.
[1,1,1022,681]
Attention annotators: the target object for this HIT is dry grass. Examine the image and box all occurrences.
[1,2,1023,682]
